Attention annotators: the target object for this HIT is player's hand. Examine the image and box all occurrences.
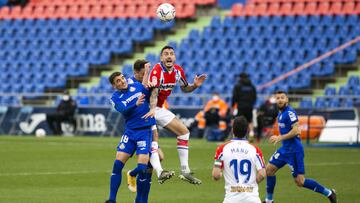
[142,108,156,119]
[144,62,151,72]
[194,74,207,88]
[136,94,145,106]
[147,81,157,88]
[269,135,282,145]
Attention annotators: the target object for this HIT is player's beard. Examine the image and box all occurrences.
[277,102,287,111]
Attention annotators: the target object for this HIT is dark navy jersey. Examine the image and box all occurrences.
[110,82,155,130]
[277,105,303,152]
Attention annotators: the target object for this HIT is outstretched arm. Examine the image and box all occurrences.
[180,74,207,93]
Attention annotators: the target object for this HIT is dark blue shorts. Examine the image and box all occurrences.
[269,147,305,177]
[117,127,152,155]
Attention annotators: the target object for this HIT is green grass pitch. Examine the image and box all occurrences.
[0,136,359,203]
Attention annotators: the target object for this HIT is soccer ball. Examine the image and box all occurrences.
[156,3,176,22]
[35,128,46,137]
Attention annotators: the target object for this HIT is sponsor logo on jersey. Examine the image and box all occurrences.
[122,92,142,106]
[230,186,254,193]
[137,141,147,148]
[159,83,176,91]
[289,111,297,122]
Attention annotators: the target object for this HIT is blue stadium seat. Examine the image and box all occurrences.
[315,97,327,108]
[300,98,313,109]
[325,87,336,96]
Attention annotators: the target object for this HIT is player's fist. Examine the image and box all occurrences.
[269,135,282,144]
[194,74,207,88]
[144,62,151,72]
[136,94,145,106]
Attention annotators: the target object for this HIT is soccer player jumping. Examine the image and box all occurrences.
[105,70,154,203]
[263,90,337,203]
[143,45,207,184]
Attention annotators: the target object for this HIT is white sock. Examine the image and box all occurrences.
[150,141,163,177]
[177,133,190,173]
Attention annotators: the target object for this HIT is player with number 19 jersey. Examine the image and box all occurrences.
[214,138,265,203]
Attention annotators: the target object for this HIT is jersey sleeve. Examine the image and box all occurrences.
[110,95,136,114]
[287,110,298,126]
[213,143,227,169]
[253,145,266,170]
[149,65,162,88]
[177,65,189,87]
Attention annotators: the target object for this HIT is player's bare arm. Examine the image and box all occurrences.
[142,88,158,119]
[212,165,222,181]
[141,62,151,87]
[256,168,266,183]
[180,74,207,93]
[270,122,300,144]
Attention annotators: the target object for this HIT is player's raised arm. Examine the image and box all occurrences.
[180,74,207,93]
[141,62,151,87]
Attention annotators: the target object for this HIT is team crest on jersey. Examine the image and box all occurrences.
[130,87,136,92]
[152,76,158,85]
[153,70,157,74]
[119,143,125,149]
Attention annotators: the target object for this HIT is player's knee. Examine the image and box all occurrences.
[294,177,304,187]
[265,166,276,176]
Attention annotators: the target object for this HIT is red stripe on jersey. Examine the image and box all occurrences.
[213,141,232,169]
[252,144,266,168]
[149,63,188,107]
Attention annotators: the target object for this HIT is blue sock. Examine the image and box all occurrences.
[266,176,276,200]
[303,178,331,197]
[109,160,124,201]
[130,163,148,177]
[135,170,152,203]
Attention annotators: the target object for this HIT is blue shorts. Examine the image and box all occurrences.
[117,127,152,155]
[269,147,305,177]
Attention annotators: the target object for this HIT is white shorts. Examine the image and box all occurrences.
[223,194,261,203]
[155,107,176,127]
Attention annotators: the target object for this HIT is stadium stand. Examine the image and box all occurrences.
[85,2,359,107]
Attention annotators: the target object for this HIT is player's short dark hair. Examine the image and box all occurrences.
[160,45,175,55]
[108,72,122,85]
[232,116,248,138]
[133,59,148,72]
[275,90,288,95]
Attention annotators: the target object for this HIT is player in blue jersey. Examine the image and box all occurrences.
[105,68,155,203]
[263,90,337,203]
[127,59,175,184]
